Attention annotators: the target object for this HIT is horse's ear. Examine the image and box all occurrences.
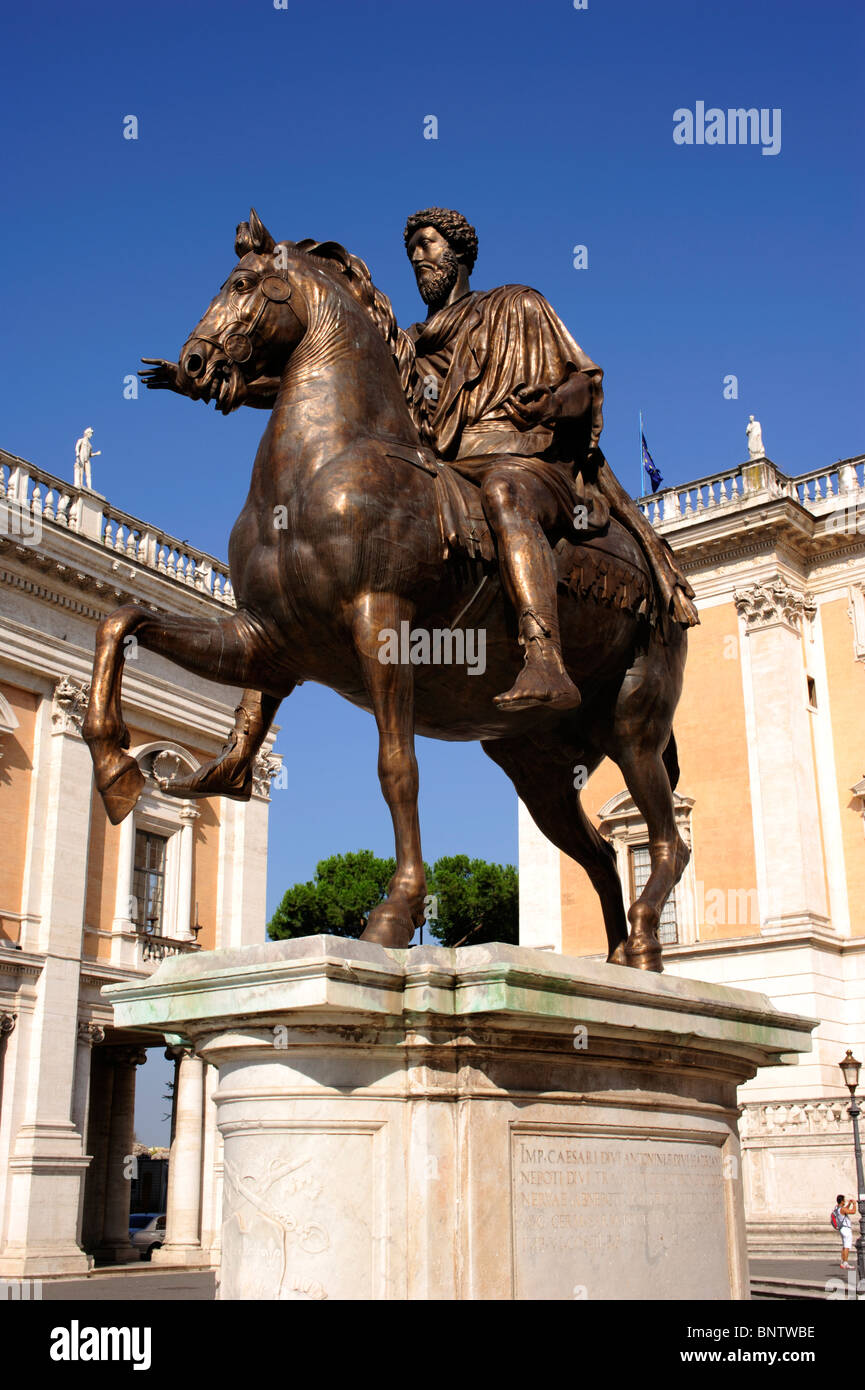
[248,208,276,254]
[235,222,252,257]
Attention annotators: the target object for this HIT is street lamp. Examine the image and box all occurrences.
[839,1050,865,1289]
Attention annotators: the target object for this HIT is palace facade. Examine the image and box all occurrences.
[520,450,865,1256]
[0,448,278,1276]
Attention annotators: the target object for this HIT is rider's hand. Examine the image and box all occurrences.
[511,384,561,428]
[139,358,180,391]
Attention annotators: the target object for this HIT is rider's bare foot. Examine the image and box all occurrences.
[494,647,581,713]
[159,752,252,801]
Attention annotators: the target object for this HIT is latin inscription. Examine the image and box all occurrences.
[511,1133,728,1299]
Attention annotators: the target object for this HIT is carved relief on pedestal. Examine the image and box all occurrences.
[51,674,91,735]
[221,1149,338,1300]
[733,578,816,634]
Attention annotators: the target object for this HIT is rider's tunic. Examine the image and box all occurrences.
[401,285,608,532]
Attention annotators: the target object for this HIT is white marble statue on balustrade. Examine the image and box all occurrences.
[746,415,765,460]
[74,427,101,490]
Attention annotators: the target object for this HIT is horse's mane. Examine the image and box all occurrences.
[291,239,412,380]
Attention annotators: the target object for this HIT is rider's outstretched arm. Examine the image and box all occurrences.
[139,359,280,409]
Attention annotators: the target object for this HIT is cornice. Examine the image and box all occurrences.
[0,563,110,620]
[0,946,44,979]
[79,961,158,987]
[0,514,234,623]
[661,929,865,960]
[0,613,241,746]
[675,511,862,575]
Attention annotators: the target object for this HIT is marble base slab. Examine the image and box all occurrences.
[105,938,815,1301]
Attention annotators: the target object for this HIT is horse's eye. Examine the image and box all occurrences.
[234,279,246,291]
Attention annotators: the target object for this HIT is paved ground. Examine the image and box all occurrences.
[33,1258,857,1301]
[40,1267,215,1300]
[752,1256,856,1282]
[750,1256,862,1300]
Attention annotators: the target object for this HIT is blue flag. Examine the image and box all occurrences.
[641,431,663,493]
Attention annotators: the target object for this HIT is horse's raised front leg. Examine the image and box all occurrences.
[352,593,426,949]
[159,688,284,801]
[83,604,274,824]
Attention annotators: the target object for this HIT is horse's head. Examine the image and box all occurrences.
[175,209,309,413]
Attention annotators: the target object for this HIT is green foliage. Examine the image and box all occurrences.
[267,850,396,940]
[267,850,519,947]
[425,854,518,948]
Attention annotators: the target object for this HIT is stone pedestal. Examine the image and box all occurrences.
[106,938,814,1301]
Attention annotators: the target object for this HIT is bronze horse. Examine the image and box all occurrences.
[83,211,689,972]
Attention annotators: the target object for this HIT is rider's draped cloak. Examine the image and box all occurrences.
[398,284,698,627]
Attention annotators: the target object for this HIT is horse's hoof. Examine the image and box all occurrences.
[623,937,664,973]
[99,758,146,825]
[607,942,628,966]
[360,903,416,949]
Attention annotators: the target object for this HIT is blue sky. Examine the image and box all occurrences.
[1,1,862,1140]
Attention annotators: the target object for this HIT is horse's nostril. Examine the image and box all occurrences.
[185,351,204,377]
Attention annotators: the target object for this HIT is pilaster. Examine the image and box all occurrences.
[0,675,94,1275]
[734,578,829,934]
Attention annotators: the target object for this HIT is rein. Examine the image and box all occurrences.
[195,265,305,366]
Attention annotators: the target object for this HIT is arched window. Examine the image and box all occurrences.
[597,790,697,947]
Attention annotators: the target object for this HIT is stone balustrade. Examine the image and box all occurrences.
[639,453,865,530]
[6,447,862,584]
[138,930,201,967]
[0,450,235,606]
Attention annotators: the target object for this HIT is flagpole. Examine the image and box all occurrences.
[639,410,645,497]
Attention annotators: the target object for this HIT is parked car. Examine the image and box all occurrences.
[128,1212,161,1240]
[130,1214,166,1260]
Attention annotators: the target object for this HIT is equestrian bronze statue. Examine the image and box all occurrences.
[83,207,697,972]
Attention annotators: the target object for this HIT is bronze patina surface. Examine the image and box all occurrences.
[83,208,695,972]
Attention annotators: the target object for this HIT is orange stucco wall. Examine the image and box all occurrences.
[560,600,759,956]
[84,795,121,960]
[821,596,865,935]
[0,681,37,944]
[676,601,759,941]
[191,798,221,951]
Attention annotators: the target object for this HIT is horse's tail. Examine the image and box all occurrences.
[662,730,680,791]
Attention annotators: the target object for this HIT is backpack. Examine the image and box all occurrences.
[832,1206,846,1231]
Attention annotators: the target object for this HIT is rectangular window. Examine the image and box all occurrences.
[629,845,678,946]
[133,830,168,935]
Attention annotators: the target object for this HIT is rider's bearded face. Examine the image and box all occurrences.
[414,246,461,309]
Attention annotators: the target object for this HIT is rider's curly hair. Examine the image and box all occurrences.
[403,208,478,273]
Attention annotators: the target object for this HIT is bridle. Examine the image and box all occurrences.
[192,262,305,368]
